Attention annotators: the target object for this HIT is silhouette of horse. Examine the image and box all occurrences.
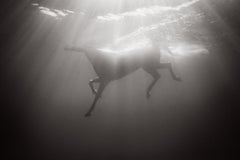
[64,43,181,117]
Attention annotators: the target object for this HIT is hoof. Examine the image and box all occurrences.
[85,113,91,117]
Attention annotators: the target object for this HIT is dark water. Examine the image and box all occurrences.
[1,1,238,159]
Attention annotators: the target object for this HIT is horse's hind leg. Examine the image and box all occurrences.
[85,81,108,117]
[143,67,160,99]
[158,62,181,81]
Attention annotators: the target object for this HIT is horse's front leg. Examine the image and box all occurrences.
[85,81,108,117]
[88,77,101,95]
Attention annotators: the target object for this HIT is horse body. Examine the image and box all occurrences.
[64,44,181,117]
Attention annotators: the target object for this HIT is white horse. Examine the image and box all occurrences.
[64,43,181,117]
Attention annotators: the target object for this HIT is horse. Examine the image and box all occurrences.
[64,43,181,117]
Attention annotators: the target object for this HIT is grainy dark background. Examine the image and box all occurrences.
[1,0,238,159]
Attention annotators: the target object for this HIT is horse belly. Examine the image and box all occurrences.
[111,57,141,80]
[95,56,140,80]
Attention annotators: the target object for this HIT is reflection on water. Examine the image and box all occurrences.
[39,6,58,17]
[32,3,82,19]
[98,40,150,55]
[97,0,200,21]
[32,3,39,7]
[170,43,209,56]
[32,0,209,57]
[98,40,209,57]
